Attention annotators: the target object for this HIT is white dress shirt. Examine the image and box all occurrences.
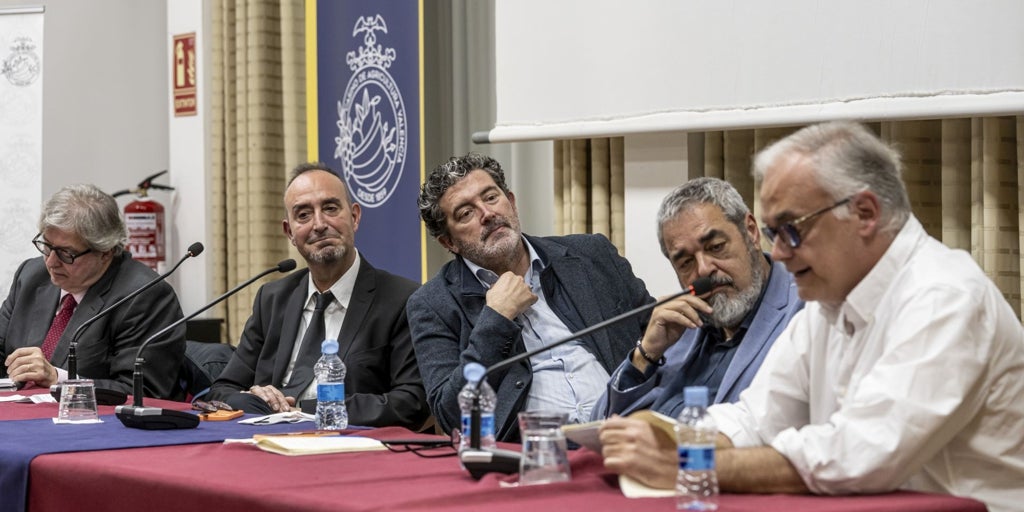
[464,238,609,423]
[708,216,1024,512]
[282,253,361,400]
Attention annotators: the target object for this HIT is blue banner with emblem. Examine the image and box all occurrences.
[309,0,423,282]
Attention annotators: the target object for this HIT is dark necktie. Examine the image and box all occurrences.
[282,291,334,397]
[41,294,77,360]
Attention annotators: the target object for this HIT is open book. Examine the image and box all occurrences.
[561,409,677,452]
[250,435,387,456]
[561,410,678,498]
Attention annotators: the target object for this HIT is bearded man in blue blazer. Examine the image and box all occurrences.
[596,177,802,476]
[408,153,654,442]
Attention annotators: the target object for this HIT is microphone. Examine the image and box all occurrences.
[460,276,714,479]
[115,259,297,430]
[54,242,204,406]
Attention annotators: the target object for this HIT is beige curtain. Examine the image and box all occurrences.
[210,0,306,344]
[554,117,1023,318]
[553,138,626,253]
[700,118,1022,319]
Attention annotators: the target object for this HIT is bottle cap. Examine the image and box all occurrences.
[463,362,486,383]
[683,386,709,407]
[320,339,339,355]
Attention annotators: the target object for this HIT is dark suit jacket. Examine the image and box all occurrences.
[407,234,654,441]
[0,253,186,399]
[208,257,429,430]
[592,257,804,419]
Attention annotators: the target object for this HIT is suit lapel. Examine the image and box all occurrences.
[53,255,120,366]
[26,283,60,352]
[336,260,375,359]
[715,262,788,402]
[450,258,486,332]
[536,238,615,364]
[271,276,310,387]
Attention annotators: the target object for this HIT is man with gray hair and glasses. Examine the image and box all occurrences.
[1,184,186,399]
[617,122,1024,512]
[595,177,802,481]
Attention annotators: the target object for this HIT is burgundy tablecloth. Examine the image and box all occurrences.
[27,427,988,512]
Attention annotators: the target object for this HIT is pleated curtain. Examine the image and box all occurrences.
[210,0,305,344]
[554,138,626,254]
[554,118,1023,319]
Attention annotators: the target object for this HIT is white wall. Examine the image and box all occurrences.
[0,0,174,295]
[623,132,690,296]
[165,0,210,316]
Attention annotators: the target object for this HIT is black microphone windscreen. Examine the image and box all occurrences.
[691,276,714,296]
[277,259,297,272]
[187,242,204,257]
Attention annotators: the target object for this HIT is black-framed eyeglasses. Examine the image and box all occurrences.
[32,234,93,264]
[761,197,852,249]
[381,432,457,458]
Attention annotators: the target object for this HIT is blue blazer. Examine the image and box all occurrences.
[593,257,803,419]
[407,234,653,441]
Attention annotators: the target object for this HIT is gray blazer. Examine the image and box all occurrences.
[407,234,653,441]
[0,253,186,399]
[592,257,803,419]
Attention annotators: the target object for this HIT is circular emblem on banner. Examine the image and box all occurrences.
[3,37,40,87]
[334,15,407,209]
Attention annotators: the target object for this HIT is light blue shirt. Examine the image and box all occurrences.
[464,239,610,423]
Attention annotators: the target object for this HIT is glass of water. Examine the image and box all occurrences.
[517,410,571,485]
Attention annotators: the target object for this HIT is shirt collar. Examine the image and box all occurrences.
[304,251,361,310]
[826,215,923,332]
[463,236,545,290]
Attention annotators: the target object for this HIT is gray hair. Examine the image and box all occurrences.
[752,121,910,234]
[656,177,750,257]
[418,153,510,238]
[39,184,126,254]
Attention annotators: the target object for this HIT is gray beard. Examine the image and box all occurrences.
[699,246,767,329]
[307,245,346,265]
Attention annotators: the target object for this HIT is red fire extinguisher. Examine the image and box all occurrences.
[112,170,175,273]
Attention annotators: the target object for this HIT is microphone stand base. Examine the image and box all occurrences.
[115,405,200,430]
[460,448,522,479]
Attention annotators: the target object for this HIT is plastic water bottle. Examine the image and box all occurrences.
[676,386,719,511]
[456,362,496,456]
[314,339,348,430]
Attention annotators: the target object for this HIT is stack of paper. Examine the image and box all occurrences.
[251,435,387,456]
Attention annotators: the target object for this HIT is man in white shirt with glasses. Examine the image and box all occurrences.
[615,122,1024,512]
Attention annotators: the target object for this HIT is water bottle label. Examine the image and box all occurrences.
[461,413,495,439]
[678,445,715,471]
[317,382,345,402]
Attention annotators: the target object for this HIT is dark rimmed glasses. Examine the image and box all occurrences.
[761,197,852,249]
[32,234,93,264]
[381,430,458,458]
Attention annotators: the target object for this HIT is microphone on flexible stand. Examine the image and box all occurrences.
[115,259,297,430]
[53,242,204,406]
[460,276,715,479]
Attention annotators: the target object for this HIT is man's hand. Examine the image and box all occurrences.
[5,347,59,388]
[633,294,713,371]
[485,272,538,321]
[599,416,677,489]
[246,385,297,412]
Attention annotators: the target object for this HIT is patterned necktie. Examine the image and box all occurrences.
[41,294,77,360]
[283,291,335,397]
